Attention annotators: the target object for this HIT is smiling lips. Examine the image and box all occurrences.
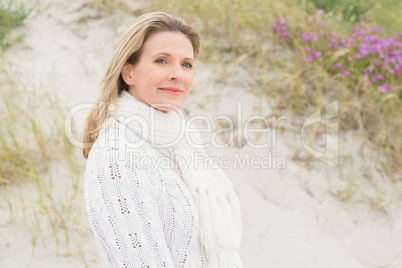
[158,87,183,95]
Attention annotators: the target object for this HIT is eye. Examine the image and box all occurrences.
[183,62,193,68]
[155,59,166,64]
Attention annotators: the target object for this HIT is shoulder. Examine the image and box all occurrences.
[88,118,150,159]
[87,118,177,173]
[93,118,143,148]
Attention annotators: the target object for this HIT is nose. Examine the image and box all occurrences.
[168,64,184,82]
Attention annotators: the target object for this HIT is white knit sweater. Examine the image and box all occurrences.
[84,118,243,267]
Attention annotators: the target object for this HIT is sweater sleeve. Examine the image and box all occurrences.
[84,144,176,268]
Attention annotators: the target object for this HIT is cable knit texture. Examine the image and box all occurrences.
[84,91,243,267]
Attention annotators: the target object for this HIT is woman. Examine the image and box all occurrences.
[83,12,243,267]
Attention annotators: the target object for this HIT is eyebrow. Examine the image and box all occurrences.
[150,52,194,61]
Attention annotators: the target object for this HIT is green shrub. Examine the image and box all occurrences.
[0,0,32,50]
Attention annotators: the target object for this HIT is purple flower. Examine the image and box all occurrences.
[302,32,310,42]
[364,71,369,79]
[342,70,351,76]
[362,14,371,21]
[373,43,382,52]
[313,51,322,59]
[378,83,391,94]
[332,63,342,70]
[284,14,401,91]
[371,73,384,83]
[328,40,338,48]
[276,18,287,25]
[330,33,339,39]
[384,38,394,46]
[352,32,362,41]
[316,9,324,15]
[359,48,369,56]
[358,43,370,55]
[310,32,319,42]
[272,20,291,42]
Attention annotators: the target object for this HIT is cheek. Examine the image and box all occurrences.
[186,73,194,87]
[152,68,167,81]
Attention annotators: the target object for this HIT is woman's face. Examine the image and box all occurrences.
[122,31,195,113]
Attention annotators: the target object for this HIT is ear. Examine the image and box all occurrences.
[121,63,135,86]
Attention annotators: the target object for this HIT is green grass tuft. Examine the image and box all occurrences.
[0,0,32,51]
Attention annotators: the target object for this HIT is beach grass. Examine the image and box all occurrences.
[0,3,83,259]
[0,57,83,252]
[0,0,32,50]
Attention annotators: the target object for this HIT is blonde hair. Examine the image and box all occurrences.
[82,12,201,158]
